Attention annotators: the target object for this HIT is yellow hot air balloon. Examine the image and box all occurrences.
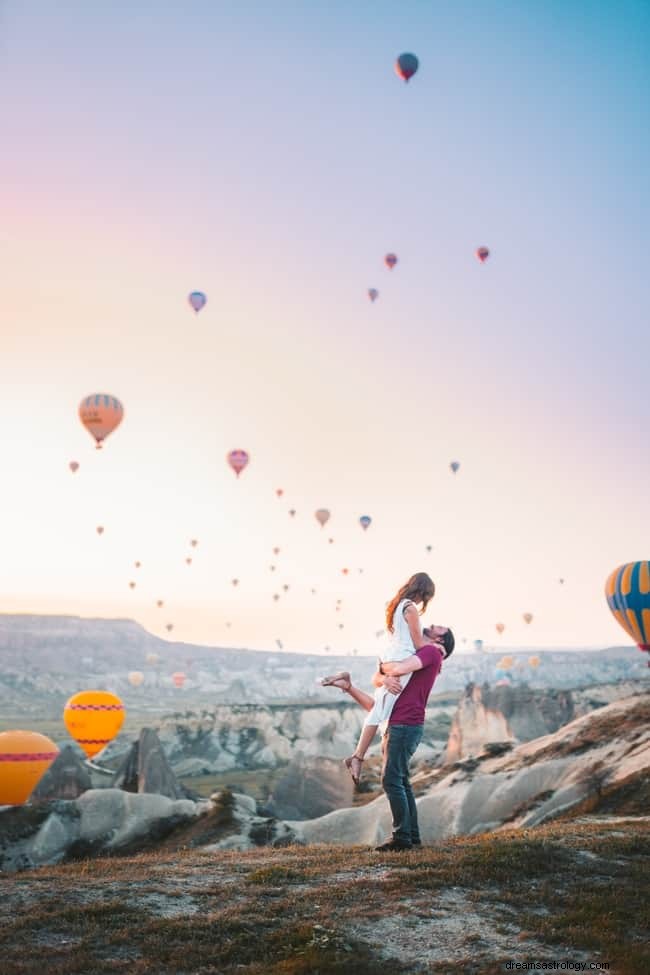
[0,730,59,805]
[128,671,144,687]
[79,394,124,449]
[497,656,514,670]
[528,655,540,669]
[523,612,533,624]
[63,690,125,759]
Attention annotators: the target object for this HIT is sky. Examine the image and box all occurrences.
[1,1,649,656]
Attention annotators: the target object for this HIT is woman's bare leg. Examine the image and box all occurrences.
[344,683,374,712]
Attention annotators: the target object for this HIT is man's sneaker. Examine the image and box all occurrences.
[374,839,413,852]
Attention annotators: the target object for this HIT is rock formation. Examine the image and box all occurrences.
[30,745,92,802]
[112,728,195,799]
[264,755,355,820]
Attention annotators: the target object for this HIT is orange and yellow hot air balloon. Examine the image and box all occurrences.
[63,690,125,759]
[0,730,59,805]
[497,656,513,670]
[128,671,144,687]
[79,394,124,449]
[606,561,650,665]
[528,655,540,669]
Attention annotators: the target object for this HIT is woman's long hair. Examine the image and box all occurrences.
[385,572,435,633]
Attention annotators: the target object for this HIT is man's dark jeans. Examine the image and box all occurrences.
[381,723,423,845]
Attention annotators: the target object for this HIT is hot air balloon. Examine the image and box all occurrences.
[368,288,379,302]
[495,623,505,635]
[156,600,164,608]
[171,671,186,688]
[227,449,249,477]
[129,581,136,589]
[190,539,198,547]
[63,690,125,759]
[69,461,79,473]
[128,671,144,687]
[384,253,398,270]
[605,561,650,664]
[270,564,276,572]
[146,653,160,665]
[338,623,344,630]
[328,537,334,544]
[188,291,207,313]
[79,394,124,449]
[96,526,104,535]
[186,557,192,565]
[0,730,59,805]
[275,489,284,498]
[315,509,330,528]
[165,623,174,632]
[450,461,460,474]
[528,656,540,669]
[288,509,296,518]
[273,547,281,556]
[232,578,239,587]
[559,578,565,585]
[342,568,349,575]
[311,588,317,595]
[474,639,484,653]
[282,584,290,592]
[276,639,283,650]
[523,612,533,624]
[425,545,433,553]
[359,515,372,531]
[395,52,419,82]
[226,621,232,628]
[134,561,141,568]
[475,247,490,264]
[273,594,280,601]
[358,568,364,574]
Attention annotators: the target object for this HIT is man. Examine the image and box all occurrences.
[372,624,454,851]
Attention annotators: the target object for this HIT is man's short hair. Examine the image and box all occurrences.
[441,627,455,659]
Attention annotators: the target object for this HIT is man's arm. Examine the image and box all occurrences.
[380,656,424,677]
[372,669,402,693]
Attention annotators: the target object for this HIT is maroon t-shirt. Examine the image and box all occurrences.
[389,644,444,726]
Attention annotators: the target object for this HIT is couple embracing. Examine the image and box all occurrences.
[320,571,454,852]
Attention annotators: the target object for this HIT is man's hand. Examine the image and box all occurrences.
[382,675,402,694]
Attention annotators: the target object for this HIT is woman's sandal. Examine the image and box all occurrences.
[318,671,351,692]
[344,754,364,786]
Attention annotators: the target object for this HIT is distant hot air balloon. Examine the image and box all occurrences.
[128,581,136,589]
[226,621,232,628]
[395,52,419,82]
[605,561,650,665]
[146,653,160,665]
[0,730,59,805]
[232,578,239,587]
[368,288,379,302]
[498,656,514,670]
[134,561,141,568]
[282,584,289,592]
[342,568,349,576]
[270,564,276,572]
[528,655,540,669]
[171,671,186,688]
[79,394,124,449]
[273,547,281,556]
[276,639,283,650]
[474,639,484,653]
[128,671,144,688]
[475,247,490,264]
[450,461,460,474]
[328,537,334,544]
[96,526,104,536]
[190,539,198,548]
[425,545,433,553]
[188,291,207,313]
[156,600,164,608]
[288,509,296,518]
[311,588,317,595]
[227,449,249,478]
[63,690,125,759]
[338,623,344,630]
[559,578,565,585]
[275,489,284,498]
[273,594,280,601]
[165,623,174,632]
[523,612,533,624]
[69,461,79,473]
[315,509,330,528]
[359,515,372,531]
[384,253,398,270]
[186,557,192,565]
[495,623,505,635]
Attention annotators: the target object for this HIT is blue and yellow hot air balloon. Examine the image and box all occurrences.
[605,561,650,665]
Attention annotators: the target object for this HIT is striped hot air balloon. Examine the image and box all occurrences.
[0,731,59,805]
[79,394,124,449]
[605,561,650,664]
[63,690,125,759]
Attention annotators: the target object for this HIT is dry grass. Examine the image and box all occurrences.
[1,818,648,974]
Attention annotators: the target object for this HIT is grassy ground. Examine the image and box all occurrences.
[1,817,647,974]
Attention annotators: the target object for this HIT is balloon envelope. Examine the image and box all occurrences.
[315,508,330,527]
[0,730,59,805]
[128,671,144,687]
[395,52,419,82]
[605,561,650,656]
[523,612,533,624]
[495,623,505,634]
[188,291,207,313]
[359,515,372,531]
[450,461,460,474]
[79,394,124,448]
[384,253,398,270]
[227,449,249,477]
[368,288,379,302]
[528,655,540,668]
[171,672,186,688]
[476,247,490,263]
[69,461,79,473]
[63,690,125,758]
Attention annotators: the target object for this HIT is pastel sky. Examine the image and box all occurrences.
[1,1,648,655]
